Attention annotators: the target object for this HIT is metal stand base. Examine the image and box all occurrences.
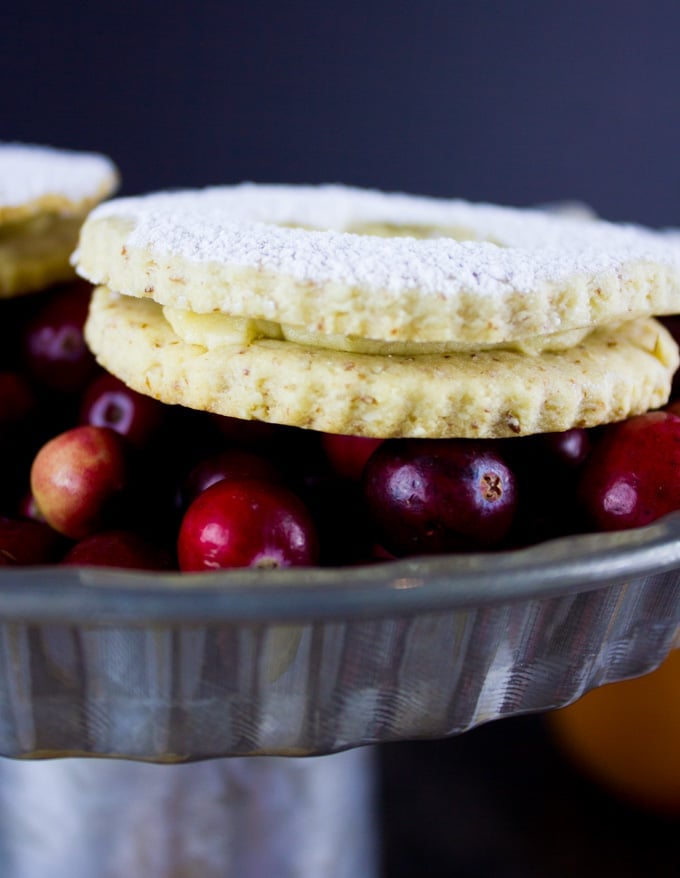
[0,748,378,877]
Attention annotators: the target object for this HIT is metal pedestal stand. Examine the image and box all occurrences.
[0,748,378,877]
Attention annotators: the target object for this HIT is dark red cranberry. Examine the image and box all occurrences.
[321,433,383,481]
[371,543,397,563]
[0,372,41,507]
[296,466,371,566]
[504,428,592,547]
[0,372,36,425]
[577,411,680,531]
[536,428,591,470]
[362,439,518,555]
[0,516,65,565]
[80,372,166,448]
[178,479,319,571]
[62,529,173,570]
[21,280,98,394]
[178,448,282,510]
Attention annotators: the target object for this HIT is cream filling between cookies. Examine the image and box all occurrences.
[0,212,85,258]
[161,304,596,356]
[0,213,86,293]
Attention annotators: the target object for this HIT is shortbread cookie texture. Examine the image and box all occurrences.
[75,184,680,346]
[0,143,118,297]
[85,287,678,439]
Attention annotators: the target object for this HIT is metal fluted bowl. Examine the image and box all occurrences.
[1,515,680,761]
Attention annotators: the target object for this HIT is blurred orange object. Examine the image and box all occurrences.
[547,649,680,816]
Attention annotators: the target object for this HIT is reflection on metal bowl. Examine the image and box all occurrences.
[0,514,678,760]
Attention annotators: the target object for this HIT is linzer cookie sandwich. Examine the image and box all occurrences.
[74,183,680,439]
[0,143,118,298]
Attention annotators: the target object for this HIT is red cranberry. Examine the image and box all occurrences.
[536,428,591,470]
[178,479,319,571]
[178,448,282,510]
[62,529,173,570]
[370,543,397,563]
[80,372,166,448]
[363,439,518,555]
[504,428,592,547]
[30,425,128,539]
[0,372,36,425]
[297,466,371,566]
[578,411,680,531]
[0,516,64,565]
[21,281,98,394]
[321,433,383,481]
[0,372,41,506]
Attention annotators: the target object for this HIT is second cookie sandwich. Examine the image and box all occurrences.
[73,183,680,439]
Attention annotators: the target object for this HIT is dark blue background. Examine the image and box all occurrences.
[2,1,679,225]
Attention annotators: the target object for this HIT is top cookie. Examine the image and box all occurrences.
[0,143,118,224]
[75,183,680,346]
[0,143,118,298]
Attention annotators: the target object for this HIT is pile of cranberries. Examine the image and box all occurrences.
[2,279,680,573]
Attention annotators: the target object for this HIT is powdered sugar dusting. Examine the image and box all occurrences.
[0,143,117,210]
[87,183,680,299]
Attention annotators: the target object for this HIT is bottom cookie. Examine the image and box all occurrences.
[85,286,679,439]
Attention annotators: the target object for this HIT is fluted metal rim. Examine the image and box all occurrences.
[0,513,679,624]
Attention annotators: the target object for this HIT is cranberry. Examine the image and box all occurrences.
[0,516,64,565]
[0,371,41,507]
[178,479,319,571]
[17,492,45,521]
[0,371,36,425]
[537,428,591,470]
[363,439,518,555]
[80,372,166,447]
[297,466,371,566]
[504,428,592,547]
[62,530,173,570]
[178,448,282,510]
[321,433,383,481]
[30,425,128,539]
[21,280,98,394]
[578,411,680,531]
[370,543,397,563]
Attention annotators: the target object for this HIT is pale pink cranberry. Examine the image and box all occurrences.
[30,425,128,539]
[178,479,319,571]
